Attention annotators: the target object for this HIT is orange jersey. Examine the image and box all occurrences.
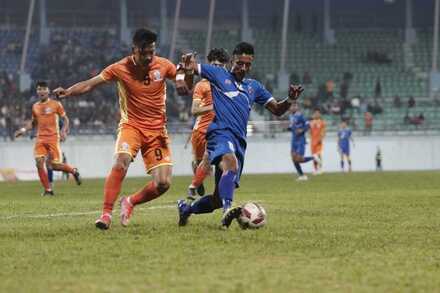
[32,99,65,142]
[192,79,215,134]
[100,56,177,132]
[310,119,326,142]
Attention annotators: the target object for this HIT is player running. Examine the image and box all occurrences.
[289,102,318,181]
[177,42,304,228]
[54,28,189,230]
[187,48,230,200]
[309,108,326,174]
[337,120,354,172]
[15,81,81,196]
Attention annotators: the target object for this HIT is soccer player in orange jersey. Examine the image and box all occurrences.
[54,28,189,230]
[15,81,81,196]
[187,48,230,200]
[309,108,326,174]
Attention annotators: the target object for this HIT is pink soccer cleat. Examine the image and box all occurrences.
[95,213,112,230]
[119,196,134,227]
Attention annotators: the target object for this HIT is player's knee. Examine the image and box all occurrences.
[35,158,45,169]
[155,178,171,193]
[221,154,238,172]
[113,155,131,172]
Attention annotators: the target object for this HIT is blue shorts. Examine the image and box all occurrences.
[291,141,305,157]
[339,145,350,156]
[206,129,246,186]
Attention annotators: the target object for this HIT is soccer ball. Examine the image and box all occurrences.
[238,202,267,229]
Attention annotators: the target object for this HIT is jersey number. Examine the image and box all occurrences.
[154,148,163,161]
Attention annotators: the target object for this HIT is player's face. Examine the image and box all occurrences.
[36,86,50,101]
[133,42,156,66]
[231,54,253,81]
[290,103,299,113]
[313,110,321,119]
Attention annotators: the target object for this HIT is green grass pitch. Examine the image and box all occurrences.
[1,171,440,292]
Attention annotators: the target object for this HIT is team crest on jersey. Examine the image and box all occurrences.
[152,70,162,81]
[247,86,254,95]
[43,107,53,114]
[120,142,129,151]
[225,79,232,85]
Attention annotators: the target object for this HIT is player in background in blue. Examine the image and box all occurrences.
[289,102,318,181]
[337,120,354,172]
[177,42,304,228]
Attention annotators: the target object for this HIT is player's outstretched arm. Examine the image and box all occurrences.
[53,75,106,98]
[265,85,304,116]
[14,120,34,138]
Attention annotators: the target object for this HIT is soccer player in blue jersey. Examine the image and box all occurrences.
[176,42,304,228]
[289,102,318,181]
[337,120,354,172]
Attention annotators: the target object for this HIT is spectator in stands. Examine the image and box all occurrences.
[393,95,402,108]
[340,80,349,99]
[374,79,382,98]
[364,111,373,135]
[303,71,312,84]
[351,96,361,113]
[289,72,300,84]
[408,96,416,108]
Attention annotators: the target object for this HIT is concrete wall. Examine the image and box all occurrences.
[1,133,439,180]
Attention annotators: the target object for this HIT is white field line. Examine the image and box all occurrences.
[0,204,176,220]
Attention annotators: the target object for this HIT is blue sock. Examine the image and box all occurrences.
[47,168,53,183]
[294,162,303,175]
[303,156,314,163]
[219,170,236,212]
[189,195,217,214]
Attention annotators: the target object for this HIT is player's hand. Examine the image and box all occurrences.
[60,130,67,142]
[288,85,304,101]
[175,80,190,96]
[181,52,197,73]
[53,87,69,99]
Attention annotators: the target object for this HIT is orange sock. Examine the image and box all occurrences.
[191,165,209,187]
[53,163,75,174]
[103,167,126,214]
[37,167,51,191]
[129,181,161,206]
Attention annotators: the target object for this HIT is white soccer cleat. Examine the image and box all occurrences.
[296,175,308,181]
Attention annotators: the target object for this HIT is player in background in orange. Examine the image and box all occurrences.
[15,81,81,196]
[309,108,326,174]
[187,48,230,200]
[54,28,189,230]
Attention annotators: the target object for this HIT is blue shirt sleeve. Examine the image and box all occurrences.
[200,64,225,88]
[254,80,273,106]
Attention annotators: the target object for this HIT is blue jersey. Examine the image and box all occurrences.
[199,64,273,140]
[289,112,309,145]
[338,128,352,151]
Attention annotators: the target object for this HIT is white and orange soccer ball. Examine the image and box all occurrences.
[238,202,267,229]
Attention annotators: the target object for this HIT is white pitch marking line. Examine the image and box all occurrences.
[0,204,176,220]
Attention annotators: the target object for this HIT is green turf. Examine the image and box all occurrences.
[1,171,440,292]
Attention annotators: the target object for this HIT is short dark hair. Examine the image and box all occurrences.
[36,81,48,88]
[207,48,230,64]
[313,108,321,113]
[132,28,157,49]
[233,42,254,56]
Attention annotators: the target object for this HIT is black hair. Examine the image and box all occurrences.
[207,48,230,63]
[132,28,157,50]
[313,108,321,112]
[233,42,254,56]
[36,81,48,88]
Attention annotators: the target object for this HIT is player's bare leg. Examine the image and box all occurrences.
[51,162,82,185]
[95,153,131,230]
[188,153,210,200]
[120,165,172,227]
[36,157,53,196]
[291,153,313,181]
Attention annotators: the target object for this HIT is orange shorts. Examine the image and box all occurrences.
[311,140,323,155]
[191,130,207,161]
[115,124,172,173]
[34,140,62,163]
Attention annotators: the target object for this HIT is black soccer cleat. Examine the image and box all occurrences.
[221,207,242,229]
[72,168,82,185]
[187,186,197,201]
[42,190,55,196]
[196,183,205,196]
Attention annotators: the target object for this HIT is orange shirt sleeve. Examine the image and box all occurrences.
[57,101,66,117]
[100,63,119,82]
[192,81,205,101]
[166,60,177,80]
